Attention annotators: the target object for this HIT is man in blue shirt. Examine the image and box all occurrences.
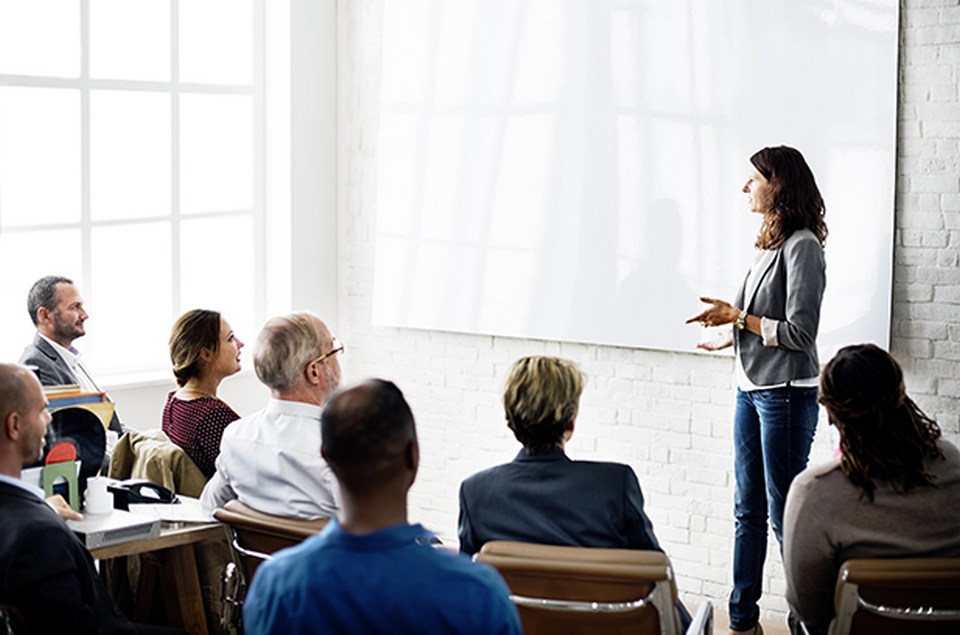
[243,379,521,635]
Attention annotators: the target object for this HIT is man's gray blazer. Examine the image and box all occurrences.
[20,333,124,435]
[733,228,826,387]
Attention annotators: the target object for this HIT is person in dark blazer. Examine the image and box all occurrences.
[458,356,661,555]
[18,275,124,438]
[458,355,690,626]
[687,146,828,635]
[0,363,180,635]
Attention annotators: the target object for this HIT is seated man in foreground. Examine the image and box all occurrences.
[0,363,179,635]
[243,379,521,635]
[783,344,960,635]
[200,312,341,518]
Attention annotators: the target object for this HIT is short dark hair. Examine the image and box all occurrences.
[751,146,828,250]
[321,380,416,492]
[819,343,944,502]
[169,309,222,387]
[27,276,73,326]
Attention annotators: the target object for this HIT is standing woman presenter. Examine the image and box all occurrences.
[687,146,827,635]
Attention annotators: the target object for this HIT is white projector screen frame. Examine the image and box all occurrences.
[372,0,898,359]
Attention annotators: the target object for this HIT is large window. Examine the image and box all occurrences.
[0,0,267,377]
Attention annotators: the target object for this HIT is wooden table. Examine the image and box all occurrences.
[91,522,226,635]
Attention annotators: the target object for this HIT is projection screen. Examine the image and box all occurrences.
[372,0,899,359]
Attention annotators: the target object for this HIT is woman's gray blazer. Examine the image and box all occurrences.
[733,228,825,386]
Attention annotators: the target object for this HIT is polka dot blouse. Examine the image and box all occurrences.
[162,392,240,478]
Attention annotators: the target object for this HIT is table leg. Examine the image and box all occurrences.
[165,544,208,635]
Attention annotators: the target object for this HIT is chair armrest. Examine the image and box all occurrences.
[685,600,713,635]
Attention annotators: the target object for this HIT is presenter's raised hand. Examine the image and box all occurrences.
[685,296,739,327]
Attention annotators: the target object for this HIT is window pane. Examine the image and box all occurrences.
[90,0,170,81]
[0,229,82,362]
[0,87,81,228]
[88,223,172,374]
[180,94,253,214]
[180,214,256,344]
[0,0,79,77]
[179,0,253,85]
[90,90,171,221]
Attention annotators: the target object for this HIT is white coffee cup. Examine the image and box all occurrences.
[85,476,113,515]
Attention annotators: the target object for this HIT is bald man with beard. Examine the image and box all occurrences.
[0,363,182,634]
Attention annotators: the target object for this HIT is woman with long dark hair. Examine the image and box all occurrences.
[783,344,960,634]
[687,146,827,635]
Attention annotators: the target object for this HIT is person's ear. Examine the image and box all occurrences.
[36,306,51,325]
[305,361,322,386]
[4,411,21,442]
[198,347,213,364]
[403,439,420,485]
[405,439,419,474]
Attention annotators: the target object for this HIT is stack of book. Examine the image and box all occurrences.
[43,385,115,430]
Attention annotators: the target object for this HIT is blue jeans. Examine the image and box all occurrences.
[729,386,818,631]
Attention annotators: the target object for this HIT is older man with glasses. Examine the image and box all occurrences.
[200,312,344,520]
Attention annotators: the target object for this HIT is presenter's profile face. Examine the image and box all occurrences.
[742,168,770,214]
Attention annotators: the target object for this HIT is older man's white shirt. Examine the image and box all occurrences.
[200,398,339,519]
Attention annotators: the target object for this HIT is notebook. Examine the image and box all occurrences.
[67,509,161,549]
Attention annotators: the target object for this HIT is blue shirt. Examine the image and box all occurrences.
[244,519,521,635]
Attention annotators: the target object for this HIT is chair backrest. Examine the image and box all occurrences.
[213,500,330,634]
[476,541,682,635]
[213,500,329,581]
[0,604,28,635]
[833,558,960,635]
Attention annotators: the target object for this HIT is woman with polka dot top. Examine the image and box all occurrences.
[162,309,243,478]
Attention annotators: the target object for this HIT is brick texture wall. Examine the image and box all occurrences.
[337,0,960,621]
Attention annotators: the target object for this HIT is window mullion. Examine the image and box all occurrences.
[171,0,181,320]
[80,0,92,291]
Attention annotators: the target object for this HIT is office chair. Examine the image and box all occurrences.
[213,500,329,634]
[476,541,712,635]
[0,604,27,635]
[830,557,960,635]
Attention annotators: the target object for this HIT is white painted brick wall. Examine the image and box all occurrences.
[337,0,960,625]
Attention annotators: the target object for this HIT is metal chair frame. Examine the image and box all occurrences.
[831,558,960,635]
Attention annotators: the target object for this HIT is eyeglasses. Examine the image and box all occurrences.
[309,337,344,367]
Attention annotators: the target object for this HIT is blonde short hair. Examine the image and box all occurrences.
[254,312,326,391]
[503,356,585,452]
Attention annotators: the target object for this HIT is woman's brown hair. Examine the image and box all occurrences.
[751,146,828,250]
[169,309,221,387]
[819,343,944,502]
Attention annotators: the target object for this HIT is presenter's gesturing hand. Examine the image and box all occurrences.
[686,296,739,327]
[686,297,738,351]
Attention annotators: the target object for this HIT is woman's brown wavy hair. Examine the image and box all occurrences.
[819,343,944,502]
[751,146,828,250]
